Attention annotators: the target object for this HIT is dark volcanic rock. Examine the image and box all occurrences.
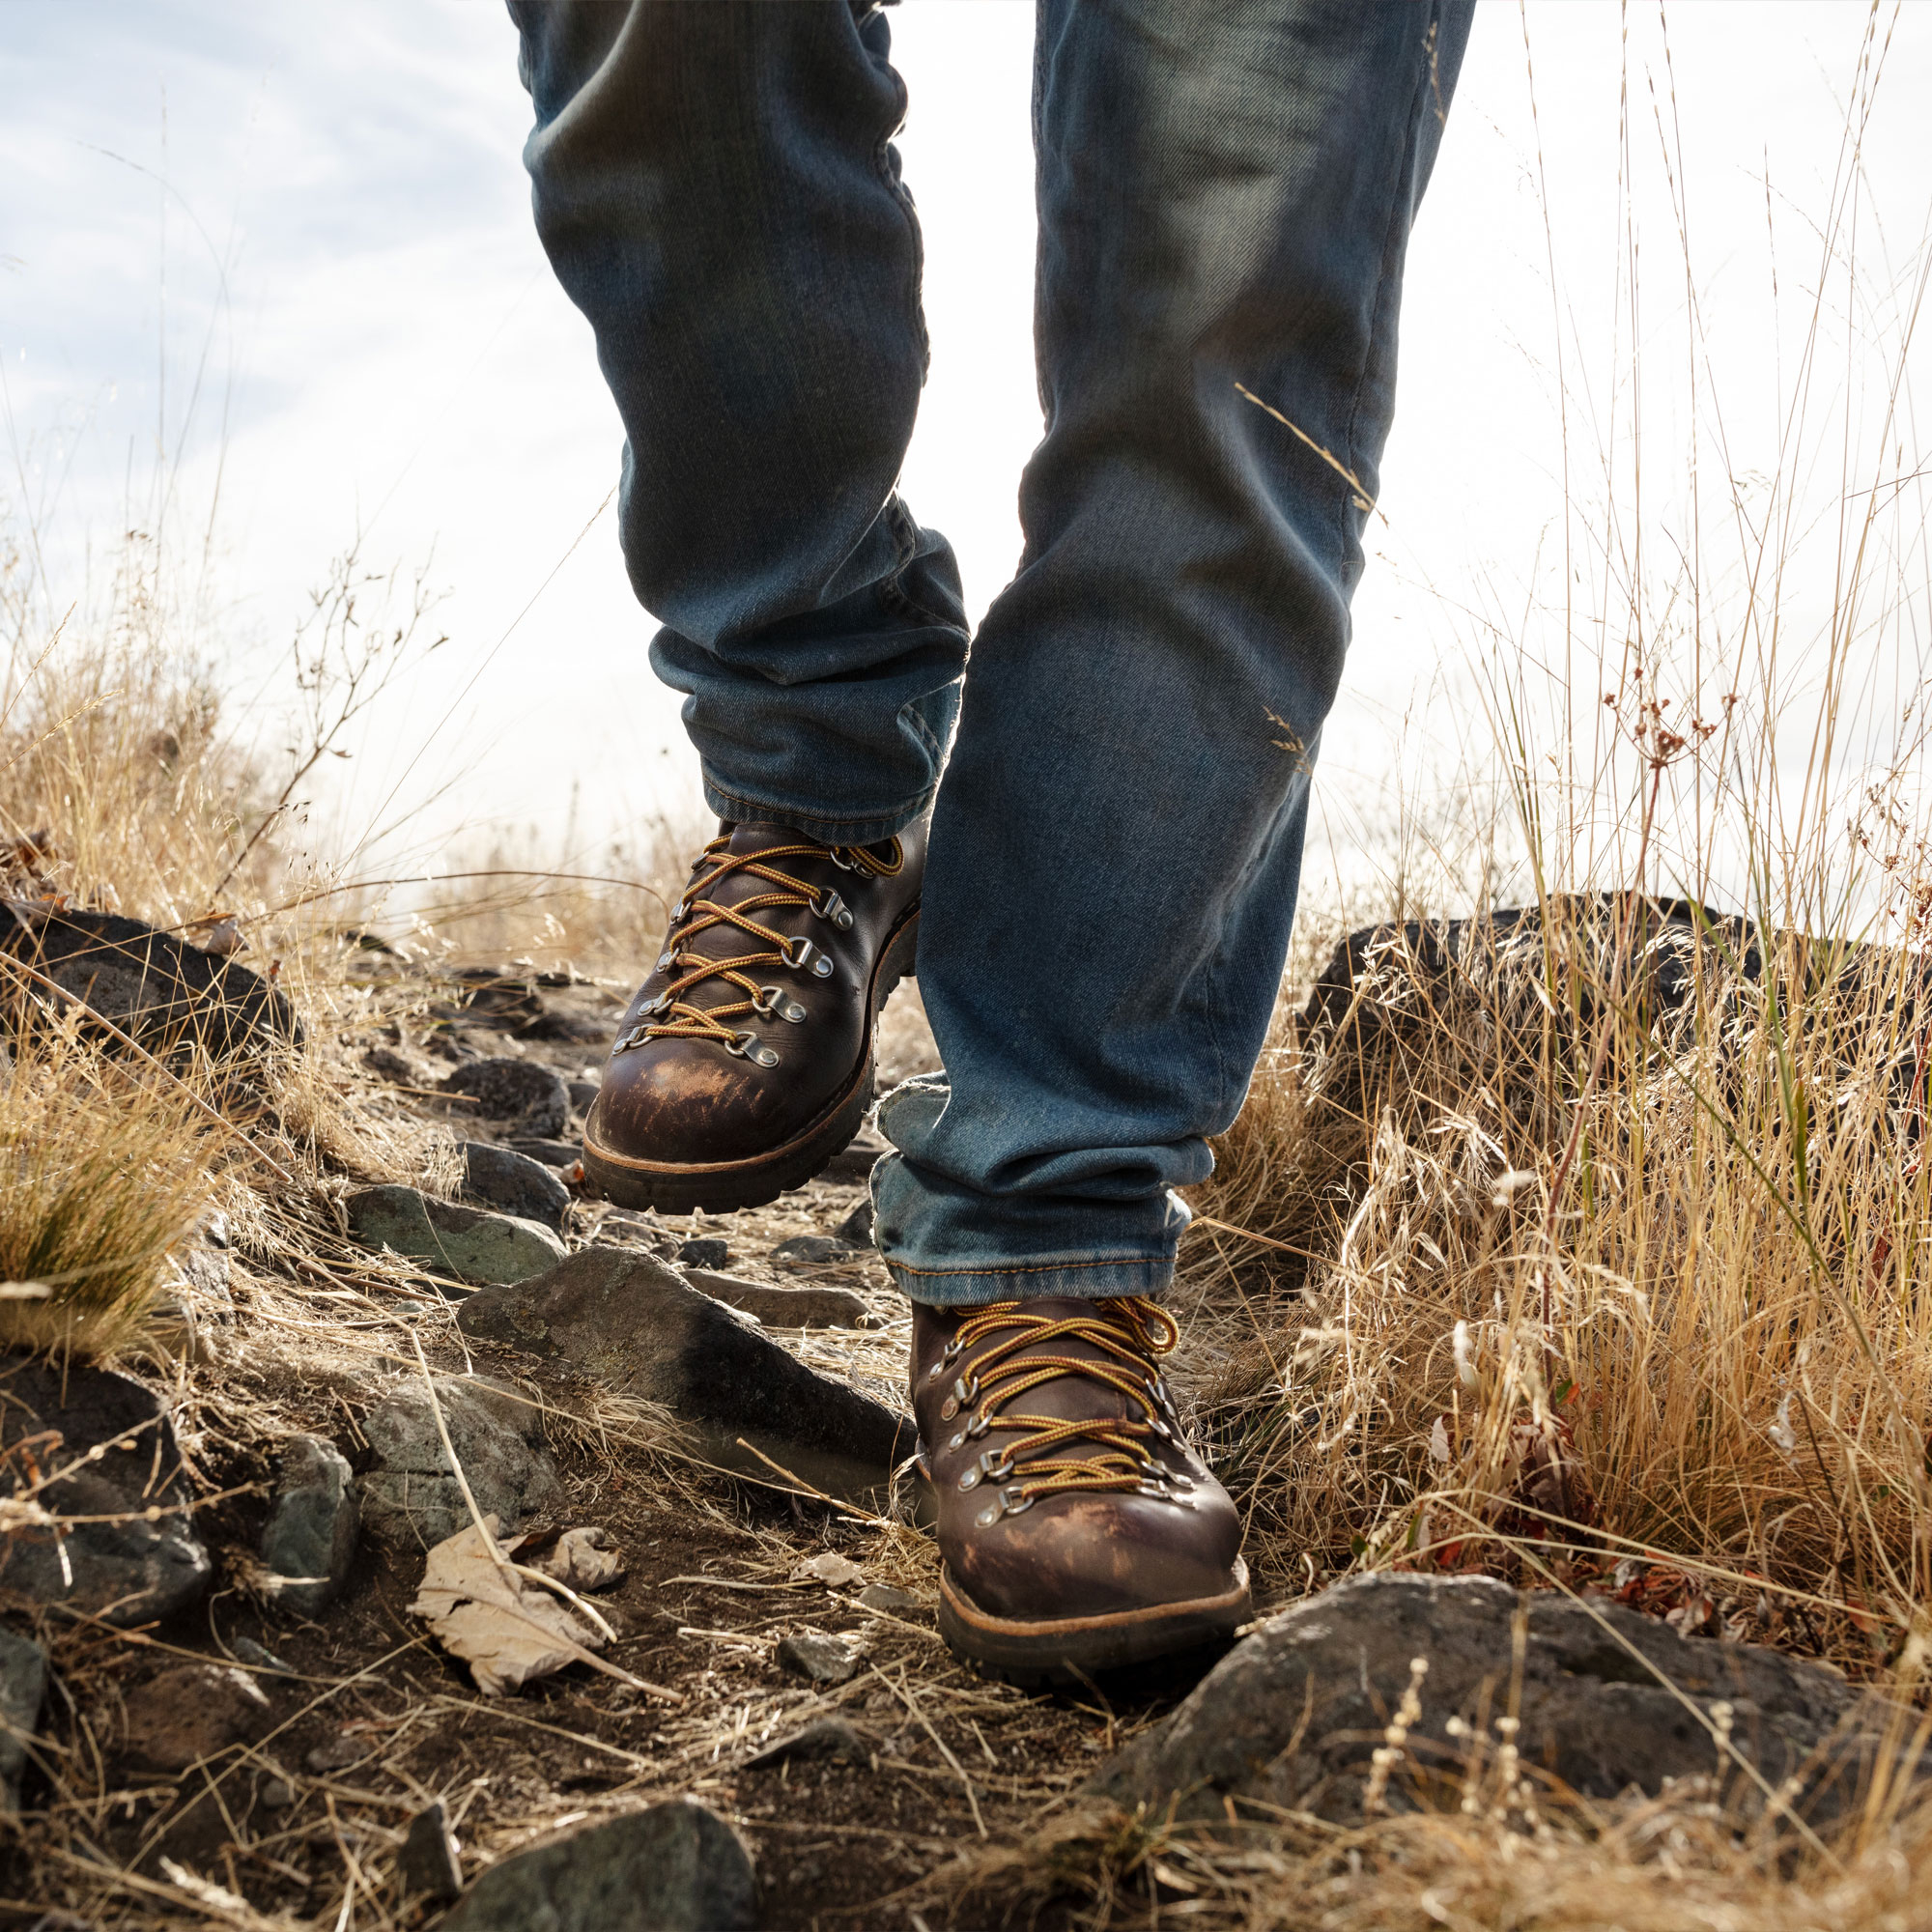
[399,1799,464,1899]
[777,1631,860,1686]
[0,1356,209,1625]
[743,1716,870,1770]
[683,1267,869,1330]
[0,904,300,1057]
[676,1236,731,1270]
[457,1249,913,1508]
[835,1199,875,1246]
[507,1137,584,1170]
[440,1800,755,1932]
[259,1434,358,1615]
[772,1234,862,1268]
[461,1141,572,1231]
[357,1377,563,1549]
[1093,1573,1903,1828]
[347,1184,565,1287]
[0,1631,46,1812]
[442,1056,571,1137]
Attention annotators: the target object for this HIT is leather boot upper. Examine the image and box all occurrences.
[588,818,923,1167]
[912,1295,1244,1621]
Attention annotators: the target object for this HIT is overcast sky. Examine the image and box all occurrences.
[3,2,1928,914]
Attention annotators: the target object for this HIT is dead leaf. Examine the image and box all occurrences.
[793,1551,864,1588]
[1427,1415,1453,1465]
[529,1526,625,1591]
[409,1516,606,1696]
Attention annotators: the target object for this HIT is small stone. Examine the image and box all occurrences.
[835,1200,874,1246]
[399,1798,464,1899]
[305,1734,368,1774]
[0,1355,209,1625]
[122,1663,271,1774]
[507,1138,585,1171]
[566,1078,601,1114]
[771,1235,861,1268]
[440,1801,755,1932]
[442,1057,571,1138]
[347,1185,566,1288]
[682,1267,868,1329]
[0,1631,47,1813]
[357,1378,563,1550]
[676,1236,731,1270]
[743,1717,870,1771]
[231,1636,296,1680]
[856,1583,924,1617]
[260,1433,358,1615]
[258,1775,296,1810]
[777,1631,860,1686]
[593,1209,680,1259]
[820,1132,889,1182]
[461,1141,572,1232]
[793,1551,864,1588]
[364,1045,428,1086]
[457,1250,913,1511]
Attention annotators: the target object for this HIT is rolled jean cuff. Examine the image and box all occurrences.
[701,769,933,848]
[883,1254,1176,1309]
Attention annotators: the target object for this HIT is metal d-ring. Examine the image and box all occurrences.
[810,888,855,931]
[724,1029,780,1069]
[753,984,808,1023]
[778,934,835,979]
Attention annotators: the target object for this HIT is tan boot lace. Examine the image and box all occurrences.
[613,833,902,1065]
[928,1297,1196,1526]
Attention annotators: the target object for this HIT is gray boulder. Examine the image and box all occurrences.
[357,1377,563,1550]
[347,1185,565,1288]
[683,1267,869,1329]
[0,1631,46,1812]
[440,1801,754,1932]
[1093,1573,1902,1828]
[0,1356,209,1625]
[457,1248,913,1509]
[460,1141,572,1232]
[260,1434,359,1614]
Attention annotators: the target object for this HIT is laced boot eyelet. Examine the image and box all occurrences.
[974,1483,1036,1527]
[752,984,808,1023]
[724,1029,780,1069]
[957,1446,1015,1492]
[810,888,855,931]
[779,935,835,979]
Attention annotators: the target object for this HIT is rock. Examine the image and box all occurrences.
[399,1798,464,1899]
[0,1355,210,1625]
[683,1267,869,1330]
[442,1057,571,1138]
[566,1078,601,1114]
[363,1044,429,1086]
[793,1551,864,1587]
[676,1236,731,1270]
[856,1583,925,1617]
[441,1800,755,1932]
[743,1717,870,1771]
[230,1636,295,1680]
[821,1131,889,1183]
[507,1137,585,1171]
[260,1433,359,1614]
[122,1663,271,1774]
[461,1142,572,1232]
[258,1775,295,1810]
[306,1734,369,1774]
[0,1631,47,1812]
[357,1378,563,1550]
[457,1249,913,1510]
[777,1631,861,1686]
[772,1235,862,1268]
[346,1185,566,1288]
[0,904,302,1057]
[835,1200,874,1246]
[592,1208,679,1258]
[1092,1574,1905,1827]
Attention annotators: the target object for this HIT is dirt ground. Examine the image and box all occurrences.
[8,967,1268,1930]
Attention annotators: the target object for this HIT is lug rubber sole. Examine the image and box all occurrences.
[936,1558,1252,1689]
[580,907,919,1215]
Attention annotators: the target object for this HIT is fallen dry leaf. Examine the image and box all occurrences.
[529,1526,625,1591]
[793,1551,864,1588]
[409,1516,606,1696]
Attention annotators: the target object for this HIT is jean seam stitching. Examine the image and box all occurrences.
[705,778,933,831]
[884,1255,1174,1278]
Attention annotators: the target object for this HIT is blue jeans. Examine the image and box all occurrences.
[509,0,1472,1305]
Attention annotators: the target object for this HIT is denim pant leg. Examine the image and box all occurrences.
[874,0,1475,1304]
[507,1,969,845]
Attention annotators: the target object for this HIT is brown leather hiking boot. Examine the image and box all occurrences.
[913,1296,1250,1685]
[582,818,923,1213]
